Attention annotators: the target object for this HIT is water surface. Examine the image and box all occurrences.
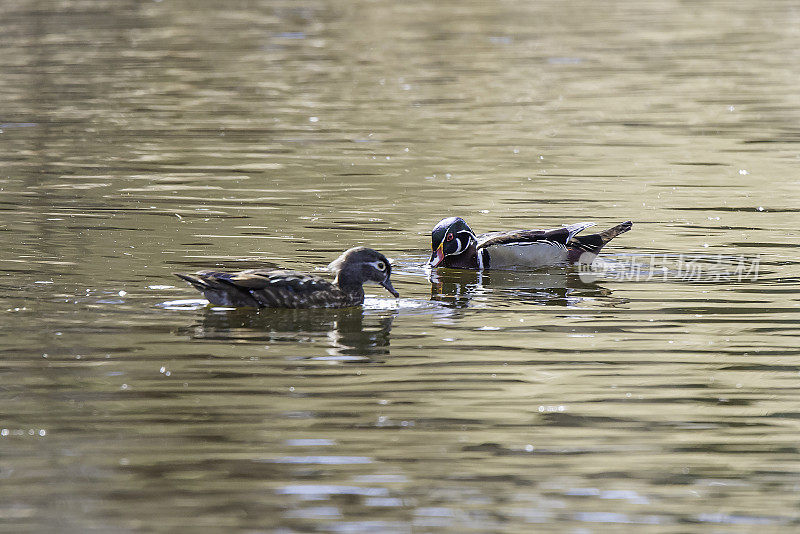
[2,0,800,531]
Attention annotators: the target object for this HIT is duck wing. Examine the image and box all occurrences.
[175,269,345,308]
[477,222,595,249]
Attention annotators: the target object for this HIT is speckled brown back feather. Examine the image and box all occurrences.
[174,247,398,309]
[176,269,358,308]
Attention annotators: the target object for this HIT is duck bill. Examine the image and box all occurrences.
[429,243,445,268]
[381,277,400,298]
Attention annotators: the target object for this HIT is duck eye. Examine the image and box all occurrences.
[446,233,454,242]
[375,261,386,271]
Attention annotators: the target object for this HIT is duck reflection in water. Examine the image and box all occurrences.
[179,307,395,359]
[429,267,622,309]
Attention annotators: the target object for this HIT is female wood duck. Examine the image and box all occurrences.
[175,247,399,308]
[428,217,632,270]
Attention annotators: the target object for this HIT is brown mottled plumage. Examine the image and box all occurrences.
[175,247,399,308]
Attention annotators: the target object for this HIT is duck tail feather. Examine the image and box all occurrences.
[174,273,211,290]
[569,221,632,253]
[597,220,633,243]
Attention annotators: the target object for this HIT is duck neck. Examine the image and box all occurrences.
[334,268,366,302]
[446,245,480,269]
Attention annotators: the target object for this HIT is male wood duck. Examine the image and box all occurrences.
[175,247,399,308]
[428,217,632,270]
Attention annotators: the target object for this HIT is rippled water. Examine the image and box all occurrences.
[3,0,800,531]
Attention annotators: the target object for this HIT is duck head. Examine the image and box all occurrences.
[328,247,399,297]
[429,217,478,268]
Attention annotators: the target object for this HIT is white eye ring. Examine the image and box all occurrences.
[372,260,386,271]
